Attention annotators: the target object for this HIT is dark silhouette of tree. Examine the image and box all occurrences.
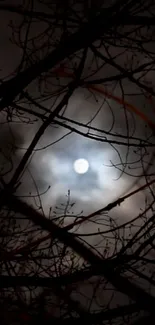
[0,1,155,324]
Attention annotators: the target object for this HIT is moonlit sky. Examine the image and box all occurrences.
[1,2,155,322]
[5,84,154,242]
[0,1,155,238]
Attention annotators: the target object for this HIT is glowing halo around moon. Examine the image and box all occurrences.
[74,158,89,174]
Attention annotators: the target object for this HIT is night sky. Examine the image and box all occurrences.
[0,1,155,323]
[0,1,154,230]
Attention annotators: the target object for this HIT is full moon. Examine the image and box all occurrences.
[74,158,89,174]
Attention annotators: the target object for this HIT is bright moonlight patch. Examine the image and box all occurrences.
[74,159,89,174]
